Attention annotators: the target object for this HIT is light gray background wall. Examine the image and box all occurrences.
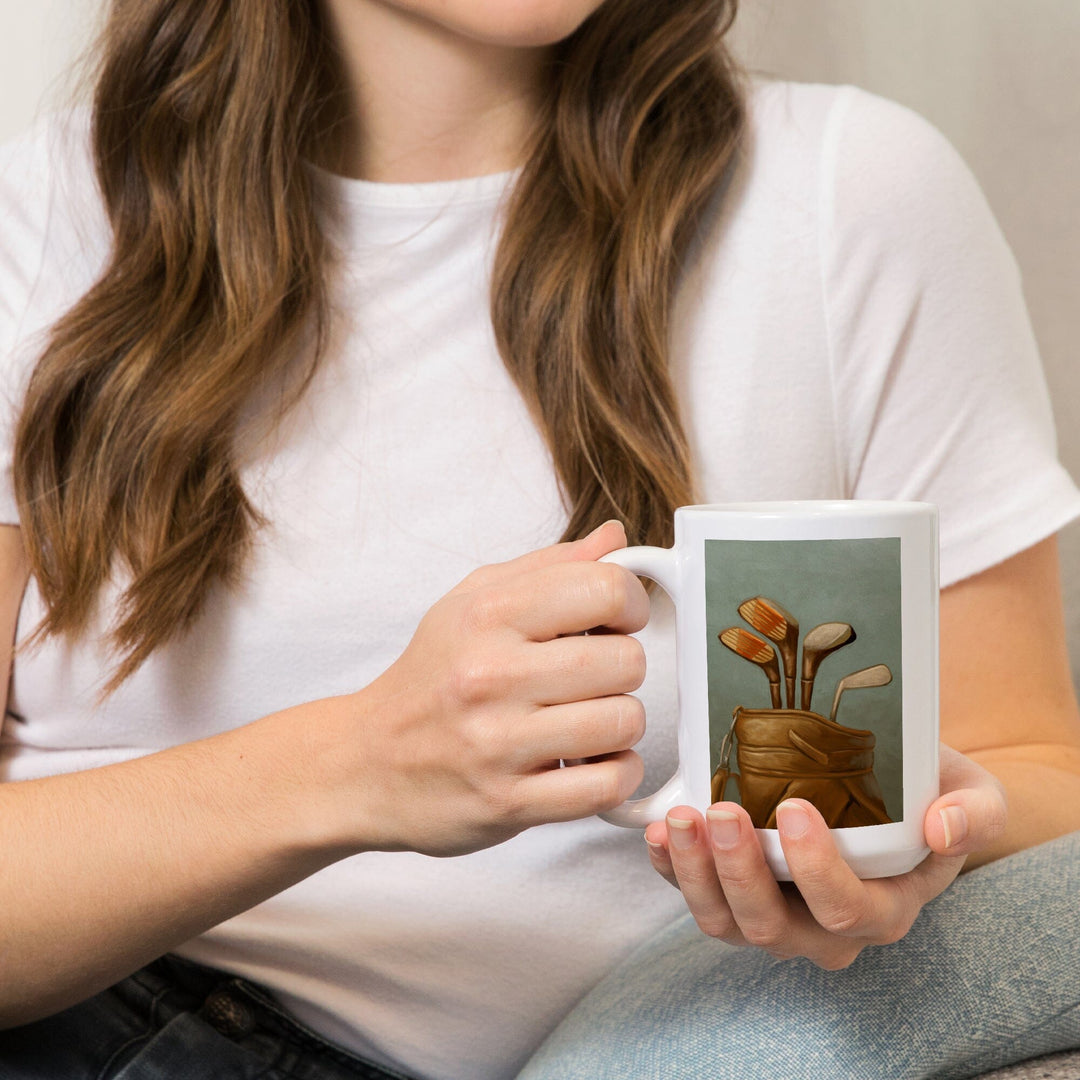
[3,1,1079,682]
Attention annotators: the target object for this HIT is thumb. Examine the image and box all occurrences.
[570,518,629,561]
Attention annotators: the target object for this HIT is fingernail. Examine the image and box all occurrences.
[667,816,697,850]
[589,519,623,536]
[776,801,810,839]
[706,808,740,850]
[939,805,968,849]
[645,837,666,856]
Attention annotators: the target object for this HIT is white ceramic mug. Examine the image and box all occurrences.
[600,501,939,879]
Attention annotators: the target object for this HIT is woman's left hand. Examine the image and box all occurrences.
[643,743,1007,969]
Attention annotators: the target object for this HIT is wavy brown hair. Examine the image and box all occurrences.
[13,0,745,692]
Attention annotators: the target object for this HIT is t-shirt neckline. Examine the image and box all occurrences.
[306,160,521,210]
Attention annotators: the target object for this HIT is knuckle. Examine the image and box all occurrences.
[590,563,628,623]
[615,695,647,747]
[624,577,650,632]
[481,778,524,824]
[790,857,845,903]
[462,588,508,633]
[464,713,512,768]
[448,655,503,705]
[591,767,623,811]
[592,752,641,810]
[877,911,916,946]
[741,921,789,951]
[714,864,759,898]
[615,637,647,690]
[695,914,736,940]
[817,903,868,937]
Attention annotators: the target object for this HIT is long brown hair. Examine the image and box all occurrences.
[13,0,745,692]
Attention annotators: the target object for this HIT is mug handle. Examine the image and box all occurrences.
[596,545,690,828]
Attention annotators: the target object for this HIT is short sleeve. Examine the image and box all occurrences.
[821,86,1080,587]
[0,111,106,527]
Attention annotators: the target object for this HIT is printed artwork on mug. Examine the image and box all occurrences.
[705,538,903,828]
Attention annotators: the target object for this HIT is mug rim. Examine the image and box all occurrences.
[676,500,935,517]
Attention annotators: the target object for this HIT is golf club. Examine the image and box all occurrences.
[829,663,893,722]
[737,596,799,708]
[800,622,856,710]
[719,627,783,708]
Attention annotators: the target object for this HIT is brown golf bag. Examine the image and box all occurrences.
[712,706,893,829]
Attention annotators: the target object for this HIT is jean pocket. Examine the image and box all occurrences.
[111,1011,279,1080]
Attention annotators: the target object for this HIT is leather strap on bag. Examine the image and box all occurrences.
[710,709,739,804]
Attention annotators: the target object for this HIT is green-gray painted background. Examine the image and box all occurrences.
[705,537,904,822]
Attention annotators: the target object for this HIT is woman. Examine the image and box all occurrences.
[0,0,1078,1078]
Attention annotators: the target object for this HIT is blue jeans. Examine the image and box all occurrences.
[516,829,1080,1080]
[0,952,414,1079]
[1,833,1078,1080]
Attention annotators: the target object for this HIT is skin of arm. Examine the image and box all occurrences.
[0,520,650,1027]
[0,523,369,1025]
[937,534,1080,867]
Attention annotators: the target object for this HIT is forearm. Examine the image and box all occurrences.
[0,524,646,1027]
[0,696,359,1028]
[962,743,1080,870]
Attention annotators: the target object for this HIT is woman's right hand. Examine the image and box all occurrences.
[320,520,651,857]
[0,520,649,1024]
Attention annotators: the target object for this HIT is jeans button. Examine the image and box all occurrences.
[200,987,255,1038]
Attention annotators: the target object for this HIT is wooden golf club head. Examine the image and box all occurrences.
[719,627,783,709]
[799,622,856,710]
[737,596,799,707]
[829,663,893,722]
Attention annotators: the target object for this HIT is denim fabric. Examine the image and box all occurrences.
[3,834,1078,1080]
[0,953,415,1080]
[516,830,1080,1080]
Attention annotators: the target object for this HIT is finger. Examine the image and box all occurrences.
[664,808,740,940]
[644,822,679,889]
[444,633,644,718]
[517,749,644,824]
[926,792,1006,860]
[928,745,1008,859]
[457,559,649,643]
[525,695,645,764]
[919,797,1006,900]
[530,633,647,704]
[704,804,794,953]
[455,521,628,593]
[516,560,652,639]
[776,800,909,942]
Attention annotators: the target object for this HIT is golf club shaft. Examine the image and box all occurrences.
[781,648,796,708]
[831,687,856,723]
[829,684,844,722]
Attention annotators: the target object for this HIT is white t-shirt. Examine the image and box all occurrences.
[2,77,1079,1080]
